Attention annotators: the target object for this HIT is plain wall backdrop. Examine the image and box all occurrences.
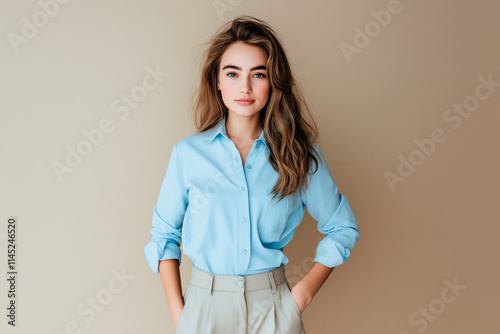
[1,0,499,333]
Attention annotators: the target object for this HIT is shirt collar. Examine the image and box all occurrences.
[202,116,268,148]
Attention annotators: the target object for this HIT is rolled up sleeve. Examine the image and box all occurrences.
[303,144,359,268]
[144,143,188,273]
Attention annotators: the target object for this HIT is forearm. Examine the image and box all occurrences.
[159,259,184,328]
[308,261,334,288]
[294,262,334,307]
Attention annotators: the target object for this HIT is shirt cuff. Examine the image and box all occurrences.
[313,237,352,268]
[144,240,182,273]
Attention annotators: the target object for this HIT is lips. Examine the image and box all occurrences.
[236,98,255,106]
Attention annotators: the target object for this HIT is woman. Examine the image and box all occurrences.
[144,15,360,334]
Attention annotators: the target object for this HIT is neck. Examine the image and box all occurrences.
[225,113,262,141]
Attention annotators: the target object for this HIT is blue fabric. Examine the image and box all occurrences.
[144,116,359,275]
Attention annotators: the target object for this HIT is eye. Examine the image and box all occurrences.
[254,73,266,78]
[227,72,237,78]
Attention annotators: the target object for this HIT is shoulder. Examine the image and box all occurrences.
[311,143,320,154]
[173,130,215,156]
[309,143,324,165]
[307,143,331,177]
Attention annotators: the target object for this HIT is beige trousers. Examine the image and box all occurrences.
[175,264,306,334]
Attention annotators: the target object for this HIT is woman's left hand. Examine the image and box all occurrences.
[290,282,313,313]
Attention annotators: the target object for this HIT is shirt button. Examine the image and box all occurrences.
[241,186,245,191]
[237,280,244,287]
[242,249,247,254]
[256,144,260,148]
[242,217,247,222]
[247,164,252,169]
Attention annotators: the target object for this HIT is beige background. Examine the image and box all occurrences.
[1,0,499,333]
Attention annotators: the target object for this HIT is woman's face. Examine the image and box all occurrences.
[218,41,270,119]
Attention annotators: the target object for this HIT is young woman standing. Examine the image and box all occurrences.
[144,15,360,334]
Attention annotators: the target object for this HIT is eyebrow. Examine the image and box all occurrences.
[221,65,267,71]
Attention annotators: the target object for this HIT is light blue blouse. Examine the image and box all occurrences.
[144,116,359,275]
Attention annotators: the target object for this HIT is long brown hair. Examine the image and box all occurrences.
[191,15,320,202]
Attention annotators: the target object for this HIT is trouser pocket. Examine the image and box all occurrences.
[283,280,303,318]
[175,285,192,333]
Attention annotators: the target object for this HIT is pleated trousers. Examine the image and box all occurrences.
[175,264,306,334]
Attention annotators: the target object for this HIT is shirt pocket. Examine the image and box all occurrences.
[259,187,290,240]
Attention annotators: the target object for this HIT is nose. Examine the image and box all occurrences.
[240,76,252,94]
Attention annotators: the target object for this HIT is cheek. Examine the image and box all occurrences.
[219,81,234,98]
[255,82,270,100]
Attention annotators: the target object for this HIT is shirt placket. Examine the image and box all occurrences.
[230,140,260,274]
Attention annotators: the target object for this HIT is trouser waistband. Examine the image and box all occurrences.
[189,265,287,295]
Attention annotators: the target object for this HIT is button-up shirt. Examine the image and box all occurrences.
[144,116,359,275]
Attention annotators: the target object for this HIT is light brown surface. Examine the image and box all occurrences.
[1,1,498,333]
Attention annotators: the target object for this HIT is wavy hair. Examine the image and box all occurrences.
[191,15,320,202]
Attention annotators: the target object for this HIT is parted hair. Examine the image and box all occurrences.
[191,15,320,202]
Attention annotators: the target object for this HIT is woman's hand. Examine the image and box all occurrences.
[290,262,335,313]
[290,281,313,313]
